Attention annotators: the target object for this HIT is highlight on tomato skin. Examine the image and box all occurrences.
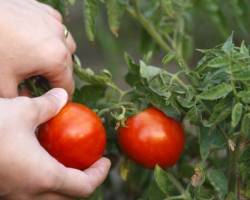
[38,102,106,170]
[118,107,185,169]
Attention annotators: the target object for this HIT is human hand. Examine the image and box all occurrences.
[0,88,110,200]
[0,0,76,98]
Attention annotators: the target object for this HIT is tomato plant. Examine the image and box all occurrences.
[38,102,106,170]
[118,107,185,169]
[31,0,250,199]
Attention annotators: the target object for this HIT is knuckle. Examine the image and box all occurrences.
[82,176,95,197]
[43,3,63,22]
[43,40,68,69]
[69,38,77,53]
[38,165,61,192]
[52,9,63,22]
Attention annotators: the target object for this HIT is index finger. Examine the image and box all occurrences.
[38,39,75,98]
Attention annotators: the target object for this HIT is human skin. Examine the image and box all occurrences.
[0,0,111,199]
[0,88,111,200]
[0,0,76,98]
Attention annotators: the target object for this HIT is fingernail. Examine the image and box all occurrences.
[46,88,68,111]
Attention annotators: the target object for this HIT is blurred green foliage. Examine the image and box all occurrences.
[37,1,250,200]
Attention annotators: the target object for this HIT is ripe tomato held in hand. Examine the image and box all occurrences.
[118,107,185,169]
[38,102,106,170]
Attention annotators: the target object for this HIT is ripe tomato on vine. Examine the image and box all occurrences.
[118,107,185,169]
[38,102,106,170]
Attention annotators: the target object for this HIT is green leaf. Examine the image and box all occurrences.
[231,102,243,128]
[199,83,232,100]
[222,34,234,54]
[240,41,249,56]
[154,165,171,194]
[106,0,126,37]
[231,65,250,81]
[206,56,229,68]
[162,52,176,65]
[73,85,106,108]
[140,61,161,81]
[207,169,228,200]
[199,127,225,160]
[238,91,250,103]
[74,64,113,86]
[142,179,166,200]
[124,53,140,86]
[240,146,250,164]
[203,100,232,127]
[241,113,250,138]
[185,106,200,123]
[83,0,98,41]
[161,0,175,17]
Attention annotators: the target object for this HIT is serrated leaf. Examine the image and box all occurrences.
[241,113,250,137]
[231,65,250,81]
[140,61,161,81]
[83,0,98,41]
[162,52,176,65]
[207,56,229,68]
[199,83,232,100]
[203,100,231,127]
[73,85,106,108]
[231,102,243,128]
[148,73,171,98]
[124,53,140,86]
[238,91,250,103]
[207,169,228,200]
[185,107,200,123]
[154,166,171,194]
[74,64,113,86]
[106,0,125,37]
[199,127,225,160]
[222,34,234,54]
[124,53,139,73]
[240,41,249,56]
[176,87,194,108]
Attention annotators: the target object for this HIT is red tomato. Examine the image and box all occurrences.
[118,107,185,169]
[38,102,106,170]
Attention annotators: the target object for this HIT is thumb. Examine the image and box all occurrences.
[32,88,68,125]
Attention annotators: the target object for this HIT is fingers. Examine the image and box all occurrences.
[0,77,18,98]
[30,88,68,125]
[48,52,75,98]
[37,193,73,200]
[38,2,63,22]
[37,39,75,97]
[55,158,111,198]
[65,32,77,54]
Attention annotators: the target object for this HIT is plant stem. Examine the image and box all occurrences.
[165,195,185,200]
[228,135,242,194]
[126,5,171,53]
[167,172,185,194]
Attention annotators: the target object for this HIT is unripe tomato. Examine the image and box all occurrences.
[38,102,106,170]
[118,107,185,169]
